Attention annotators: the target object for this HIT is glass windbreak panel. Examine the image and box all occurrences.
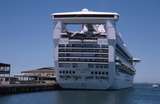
[61,23,106,39]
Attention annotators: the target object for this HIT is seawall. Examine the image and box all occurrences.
[0,83,61,95]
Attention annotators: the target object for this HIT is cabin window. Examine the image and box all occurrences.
[101,45,108,48]
[72,63,78,68]
[59,44,65,47]
[88,64,94,68]
[59,63,70,68]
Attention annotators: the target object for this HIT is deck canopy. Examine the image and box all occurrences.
[52,8,119,23]
[0,63,10,67]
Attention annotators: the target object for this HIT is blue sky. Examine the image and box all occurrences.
[0,0,160,83]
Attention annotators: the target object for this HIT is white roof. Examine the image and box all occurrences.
[52,8,119,16]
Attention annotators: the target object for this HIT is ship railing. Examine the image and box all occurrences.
[58,48,108,53]
[58,61,108,64]
[58,58,108,62]
[58,57,108,59]
[58,52,108,55]
[60,32,107,39]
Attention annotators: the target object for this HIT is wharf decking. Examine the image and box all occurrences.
[0,83,60,95]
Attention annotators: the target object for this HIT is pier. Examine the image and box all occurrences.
[0,83,61,95]
[0,65,60,95]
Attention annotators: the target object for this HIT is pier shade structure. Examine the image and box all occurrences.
[0,63,11,85]
[14,67,56,84]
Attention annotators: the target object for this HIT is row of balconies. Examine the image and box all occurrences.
[58,53,108,58]
[59,44,108,48]
[58,58,108,62]
[58,48,108,53]
[116,64,135,76]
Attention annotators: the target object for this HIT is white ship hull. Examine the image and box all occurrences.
[110,72,134,89]
[56,70,134,90]
[58,81,110,90]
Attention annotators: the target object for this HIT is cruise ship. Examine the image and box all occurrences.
[51,9,140,89]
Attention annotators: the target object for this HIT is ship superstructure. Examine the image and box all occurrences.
[51,9,140,89]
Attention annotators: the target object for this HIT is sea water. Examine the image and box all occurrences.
[0,84,160,104]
